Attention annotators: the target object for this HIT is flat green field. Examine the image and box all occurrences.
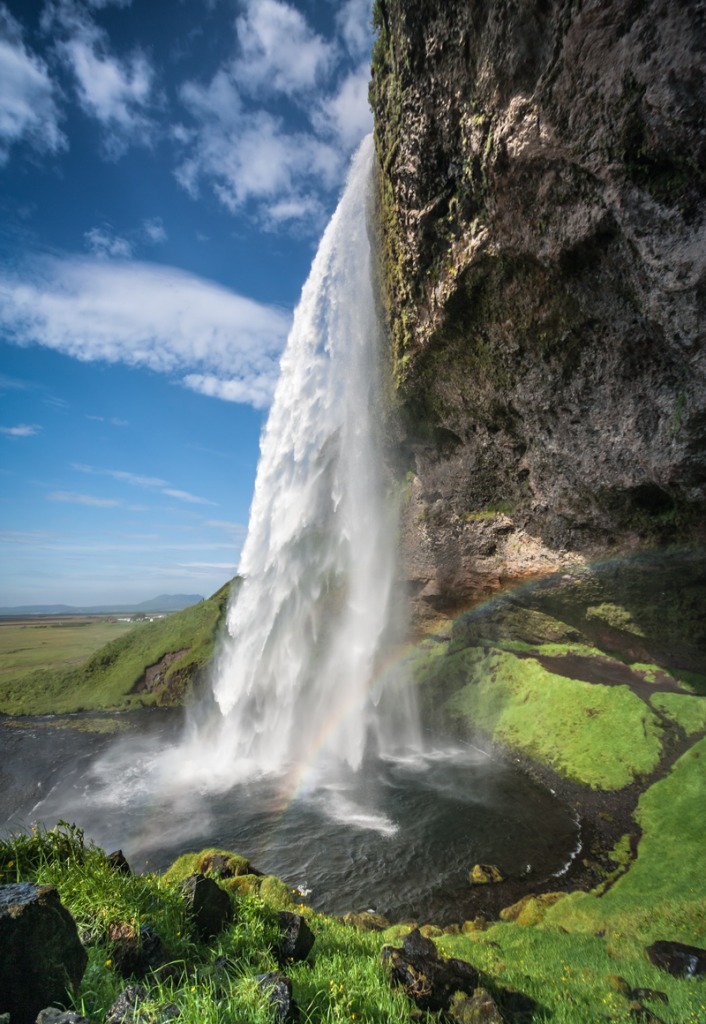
[0,617,136,686]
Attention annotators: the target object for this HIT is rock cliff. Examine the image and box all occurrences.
[369,0,706,626]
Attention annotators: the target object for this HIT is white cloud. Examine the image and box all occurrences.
[0,255,290,409]
[184,372,276,409]
[336,0,373,59]
[73,464,167,488]
[0,6,65,164]
[314,63,373,149]
[0,423,42,437]
[232,0,334,97]
[143,217,167,244]
[71,462,217,506]
[49,490,121,507]
[174,0,373,231]
[162,488,216,507]
[85,225,133,258]
[44,0,156,153]
[176,85,342,226]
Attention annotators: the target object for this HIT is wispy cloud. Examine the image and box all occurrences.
[0,4,66,164]
[43,0,156,155]
[143,217,167,244]
[162,488,216,506]
[174,0,373,231]
[86,414,129,426]
[49,490,120,507]
[232,0,334,97]
[0,423,42,437]
[72,462,217,506]
[0,255,291,408]
[85,224,133,258]
[72,463,166,488]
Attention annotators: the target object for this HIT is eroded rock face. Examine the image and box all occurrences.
[370,0,706,626]
[0,883,87,1024]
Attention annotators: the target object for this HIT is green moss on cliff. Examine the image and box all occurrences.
[416,645,664,789]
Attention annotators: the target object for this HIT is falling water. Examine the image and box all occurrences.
[181,135,419,789]
[1,136,582,911]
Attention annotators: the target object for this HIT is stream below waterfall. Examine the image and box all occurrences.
[0,711,579,923]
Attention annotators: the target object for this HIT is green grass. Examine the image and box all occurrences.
[0,824,416,1024]
[3,800,705,1024]
[543,737,706,946]
[651,692,706,734]
[0,583,233,716]
[418,645,664,789]
[0,619,135,684]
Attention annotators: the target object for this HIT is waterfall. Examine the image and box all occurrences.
[180,135,419,790]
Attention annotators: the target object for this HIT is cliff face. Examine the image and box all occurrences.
[369,0,706,626]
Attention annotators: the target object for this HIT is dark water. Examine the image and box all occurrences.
[0,712,579,922]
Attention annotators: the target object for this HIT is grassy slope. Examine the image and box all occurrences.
[3,754,705,1024]
[0,583,232,716]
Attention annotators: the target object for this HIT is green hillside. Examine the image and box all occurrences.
[0,582,234,716]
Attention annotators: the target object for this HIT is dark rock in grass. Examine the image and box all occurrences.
[182,874,232,940]
[449,987,504,1023]
[628,1002,667,1024]
[631,988,668,1005]
[646,940,706,978]
[35,1010,89,1024]
[277,911,315,963]
[104,985,148,1024]
[107,922,167,979]
[106,850,131,875]
[0,883,87,1024]
[256,972,298,1024]
[103,985,176,1024]
[382,927,479,1012]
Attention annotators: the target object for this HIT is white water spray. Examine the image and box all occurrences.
[180,136,419,788]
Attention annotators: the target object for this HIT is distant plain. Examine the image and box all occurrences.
[0,616,135,688]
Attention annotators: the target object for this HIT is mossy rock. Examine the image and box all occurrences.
[221,873,262,898]
[162,848,251,885]
[342,911,390,932]
[259,875,295,910]
[469,863,505,885]
[461,916,491,934]
[500,892,566,925]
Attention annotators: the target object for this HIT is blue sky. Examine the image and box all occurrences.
[0,0,374,606]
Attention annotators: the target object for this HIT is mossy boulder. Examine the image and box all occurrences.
[469,863,505,886]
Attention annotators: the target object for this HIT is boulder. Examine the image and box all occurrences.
[256,972,298,1024]
[469,864,505,886]
[182,874,232,940]
[382,927,479,1012]
[106,850,132,875]
[104,985,147,1024]
[341,911,390,932]
[107,922,167,979]
[646,940,706,978]
[0,883,87,1024]
[35,1011,89,1024]
[450,987,504,1024]
[277,912,315,963]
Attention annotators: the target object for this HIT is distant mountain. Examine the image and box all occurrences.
[0,594,204,616]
